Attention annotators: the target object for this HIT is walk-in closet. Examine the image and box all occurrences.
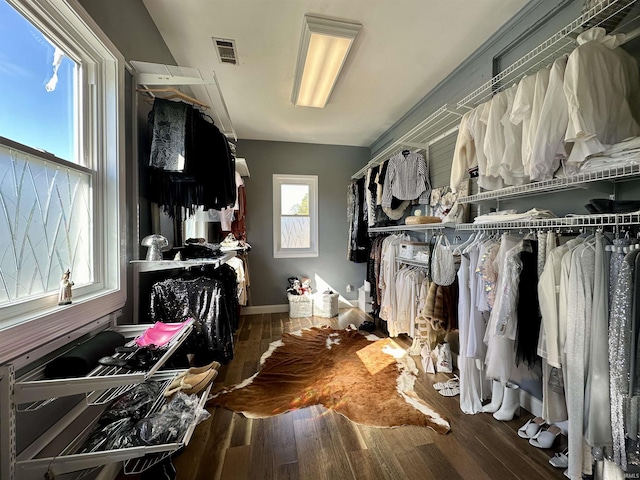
[2,0,640,479]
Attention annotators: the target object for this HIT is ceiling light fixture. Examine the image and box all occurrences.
[292,14,361,108]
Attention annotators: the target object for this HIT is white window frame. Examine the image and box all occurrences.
[273,174,318,258]
[0,0,126,364]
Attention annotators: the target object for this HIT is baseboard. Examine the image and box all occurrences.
[241,301,362,315]
[241,304,289,315]
[520,389,543,417]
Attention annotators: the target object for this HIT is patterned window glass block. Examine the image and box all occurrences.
[0,145,92,304]
[281,216,310,248]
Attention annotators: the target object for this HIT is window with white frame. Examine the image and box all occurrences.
[273,174,318,258]
[0,0,125,360]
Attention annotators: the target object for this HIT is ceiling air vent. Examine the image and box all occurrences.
[213,37,238,65]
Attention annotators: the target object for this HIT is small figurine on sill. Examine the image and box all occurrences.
[58,269,74,305]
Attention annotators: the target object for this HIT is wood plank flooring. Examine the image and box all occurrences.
[121,309,568,480]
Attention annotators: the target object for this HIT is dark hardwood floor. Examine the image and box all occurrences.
[122,309,568,480]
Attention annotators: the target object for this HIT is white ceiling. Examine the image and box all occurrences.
[142,0,530,147]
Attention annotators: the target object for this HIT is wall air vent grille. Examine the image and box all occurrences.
[213,38,238,65]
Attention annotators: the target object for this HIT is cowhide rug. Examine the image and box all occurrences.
[207,325,450,433]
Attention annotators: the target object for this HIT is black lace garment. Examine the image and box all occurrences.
[150,272,236,364]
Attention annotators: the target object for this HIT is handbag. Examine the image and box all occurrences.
[436,342,453,373]
[421,344,436,374]
[431,234,456,286]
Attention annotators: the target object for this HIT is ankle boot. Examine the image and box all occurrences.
[482,379,504,413]
[493,382,520,421]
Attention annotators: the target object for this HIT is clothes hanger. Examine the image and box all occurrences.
[137,86,210,110]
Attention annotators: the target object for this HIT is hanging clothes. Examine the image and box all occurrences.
[381,151,430,208]
[147,98,236,217]
[347,177,371,263]
[564,27,640,166]
[149,264,239,365]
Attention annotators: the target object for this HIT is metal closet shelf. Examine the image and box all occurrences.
[352,0,640,180]
[368,223,449,233]
[457,164,640,205]
[455,212,640,231]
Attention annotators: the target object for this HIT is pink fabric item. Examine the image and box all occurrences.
[135,320,191,347]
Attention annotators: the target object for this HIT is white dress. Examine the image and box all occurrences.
[458,252,485,414]
[484,234,521,383]
[379,234,406,322]
[565,241,595,480]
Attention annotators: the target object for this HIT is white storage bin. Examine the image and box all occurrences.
[358,287,373,313]
[399,241,429,259]
[312,292,339,318]
[288,293,313,318]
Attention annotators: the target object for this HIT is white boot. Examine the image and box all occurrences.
[482,379,504,413]
[493,382,520,421]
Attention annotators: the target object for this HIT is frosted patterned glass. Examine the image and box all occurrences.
[281,217,310,248]
[0,145,92,304]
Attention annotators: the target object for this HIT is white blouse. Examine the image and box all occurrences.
[450,109,476,193]
[510,73,537,173]
[564,27,640,164]
[499,84,525,186]
[529,55,569,182]
[525,66,551,177]
[483,89,509,181]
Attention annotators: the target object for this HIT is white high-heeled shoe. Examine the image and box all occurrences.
[482,379,504,413]
[493,382,520,421]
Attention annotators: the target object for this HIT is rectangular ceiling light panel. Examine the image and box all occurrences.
[292,15,361,108]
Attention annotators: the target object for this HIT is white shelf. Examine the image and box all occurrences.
[368,223,448,233]
[353,104,465,179]
[455,212,640,231]
[457,164,640,204]
[131,251,236,273]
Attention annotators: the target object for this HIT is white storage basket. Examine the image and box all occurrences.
[312,292,339,318]
[288,293,313,318]
[399,241,429,259]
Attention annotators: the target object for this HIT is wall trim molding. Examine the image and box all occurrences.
[520,388,543,418]
[241,304,290,315]
[241,301,360,316]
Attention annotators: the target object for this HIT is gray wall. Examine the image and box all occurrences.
[369,0,580,162]
[237,140,370,306]
[79,0,176,322]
